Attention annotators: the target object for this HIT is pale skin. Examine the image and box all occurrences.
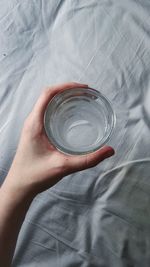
[0,82,115,267]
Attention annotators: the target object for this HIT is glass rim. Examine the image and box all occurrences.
[44,87,116,155]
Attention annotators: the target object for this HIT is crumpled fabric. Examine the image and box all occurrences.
[0,0,150,266]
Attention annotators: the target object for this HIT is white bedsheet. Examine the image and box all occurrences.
[0,0,150,266]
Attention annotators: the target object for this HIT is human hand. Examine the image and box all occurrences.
[0,82,115,267]
[3,82,115,198]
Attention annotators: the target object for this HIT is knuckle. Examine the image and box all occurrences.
[42,87,52,97]
[23,109,44,138]
[84,155,89,169]
[61,157,70,168]
[60,158,70,174]
[84,155,96,169]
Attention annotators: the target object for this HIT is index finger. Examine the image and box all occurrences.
[32,82,88,122]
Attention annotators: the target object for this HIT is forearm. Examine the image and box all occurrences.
[0,177,35,267]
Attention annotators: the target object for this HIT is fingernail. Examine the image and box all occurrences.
[79,84,89,87]
[74,82,89,87]
[106,149,115,157]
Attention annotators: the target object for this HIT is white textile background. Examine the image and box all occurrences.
[0,0,150,266]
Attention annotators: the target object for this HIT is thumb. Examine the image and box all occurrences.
[68,146,115,173]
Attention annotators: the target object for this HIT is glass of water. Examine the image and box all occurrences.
[44,87,116,155]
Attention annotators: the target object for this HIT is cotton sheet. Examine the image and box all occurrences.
[0,0,150,266]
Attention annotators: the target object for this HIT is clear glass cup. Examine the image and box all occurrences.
[44,87,116,155]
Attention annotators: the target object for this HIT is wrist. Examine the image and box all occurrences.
[1,175,36,208]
